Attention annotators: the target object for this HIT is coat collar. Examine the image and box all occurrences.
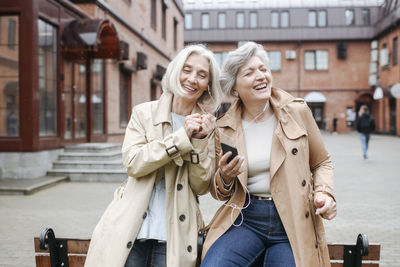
[217,87,305,138]
[153,92,205,126]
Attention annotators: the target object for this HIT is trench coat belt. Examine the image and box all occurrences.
[251,195,273,201]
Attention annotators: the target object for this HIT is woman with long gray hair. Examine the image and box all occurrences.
[85,44,223,267]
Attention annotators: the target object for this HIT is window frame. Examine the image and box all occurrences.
[185,13,192,30]
[218,12,226,29]
[249,11,258,28]
[271,11,279,28]
[236,12,244,28]
[267,51,282,71]
[308,10,317,27]
[304,50,329,71]
[393,37,398,66]
[280,11,289,28]
[201,13,209,29]
[345,9,355,26]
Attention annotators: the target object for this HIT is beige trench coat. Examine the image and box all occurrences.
[85,92,215,267]
[202,87,335,267]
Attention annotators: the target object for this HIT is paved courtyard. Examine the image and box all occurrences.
[0,132,399,266]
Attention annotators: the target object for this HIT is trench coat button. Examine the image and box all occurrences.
[179,214,186,222]
[305,211,310,218]
[302,180,306,187]
[315,242,318,248]
[127,241,133,249]
[187,245,192,252]
[292,148,298,155]
[143,212,147,219]
[177,184,183,191]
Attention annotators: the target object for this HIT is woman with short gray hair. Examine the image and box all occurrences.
[200,41,337,267]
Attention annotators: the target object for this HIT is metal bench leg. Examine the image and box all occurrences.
[343,233,369,267]
[39,228,69,267]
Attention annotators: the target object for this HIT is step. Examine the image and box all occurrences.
[0,176,69,195]
[47,169,127,182]
[64,143,122,153]
[58,151,122,161]
[52,160,124,170]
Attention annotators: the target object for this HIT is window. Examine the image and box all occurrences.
[218,13,226,29]
[308,10,316,27]
[173,18,178,50]
[151,0,157,29]
[92,59,104,134]
[250,12,257,28]
[7,18,16,49]
[162,2,167,39]
[267,51,281,71]
[38,19,57,136]
[362,9,370,25]
[318,10,327,27]
[305,50,328,70]
[0,15,19,137]
[201,13,209,29]
[185,14,192,29]
[236,12,244,28]
[345,9,355,26]
[119,70,131,127]
[214,52,229,66]
[271,11,279,28]
[280,11,289,28]
[393,37,398,66]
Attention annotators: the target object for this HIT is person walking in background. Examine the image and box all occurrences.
[201,42,336,267]
[85,44,223,267]
[356,105,375,159]
[332,115,338,134]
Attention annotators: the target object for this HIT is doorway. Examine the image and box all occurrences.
[63,59,105,142]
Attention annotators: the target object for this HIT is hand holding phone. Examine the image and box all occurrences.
[220,142,238,164]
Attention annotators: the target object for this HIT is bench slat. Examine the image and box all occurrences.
[331,263,379,267]
[35,255,86,267]
[34,237,90,254]
[328,244,381,260]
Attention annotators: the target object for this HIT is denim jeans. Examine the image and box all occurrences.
[201,195,295,267]
[360,133,370,159]
[125,239,166,267]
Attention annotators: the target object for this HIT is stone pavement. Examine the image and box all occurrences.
[0,132,399,266]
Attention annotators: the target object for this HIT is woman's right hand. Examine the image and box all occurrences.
[218,151,245,185]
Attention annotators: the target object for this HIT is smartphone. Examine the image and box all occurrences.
[220,142,238,163]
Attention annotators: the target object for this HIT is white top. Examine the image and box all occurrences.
[136,112,185,241]
[242,115,275,197]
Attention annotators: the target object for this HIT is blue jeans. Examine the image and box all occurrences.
[360,133,370,159]
[125,239,166,267]
[201,196,295,267]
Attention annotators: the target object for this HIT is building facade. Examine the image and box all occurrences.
[183,0,400,135]
[0,0,184,178]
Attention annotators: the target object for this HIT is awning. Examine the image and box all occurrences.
[3,81,18,95]
[61,19,126,60]
[304,91,326,103]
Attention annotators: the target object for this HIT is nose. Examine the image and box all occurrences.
[255,69,265,80]
[187,72,197,84]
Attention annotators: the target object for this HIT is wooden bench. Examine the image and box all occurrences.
[34,228,381,267]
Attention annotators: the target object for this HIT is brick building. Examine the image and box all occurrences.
[183,0,400,135]
[0,0,184,178]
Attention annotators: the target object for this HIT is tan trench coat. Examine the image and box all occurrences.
[85,92,215,267]
[202,87,335,267]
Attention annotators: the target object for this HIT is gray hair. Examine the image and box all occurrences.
[161,44,223,112]
[220,41,273,97]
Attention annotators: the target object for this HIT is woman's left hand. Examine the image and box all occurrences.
[314,192,337,220]
[192,113,215,139]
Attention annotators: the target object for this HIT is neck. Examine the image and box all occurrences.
[242,99,273,123]
[172,95,195,116]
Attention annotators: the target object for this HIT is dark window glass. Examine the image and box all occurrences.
[38,19,57,136]
[120,70,130,126]
[0,15,19,137]
[174,18,178,50]
[162,2,167,39]
[151,0,157,29]
[393,37,398,66]
[362,9,370,25]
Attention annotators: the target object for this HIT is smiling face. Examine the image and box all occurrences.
[234,56,272,106]
[179,53,210,104]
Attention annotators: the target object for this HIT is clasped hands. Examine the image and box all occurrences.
[184,113,214,139]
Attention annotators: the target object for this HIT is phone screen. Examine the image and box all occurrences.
[221,142,238,163]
